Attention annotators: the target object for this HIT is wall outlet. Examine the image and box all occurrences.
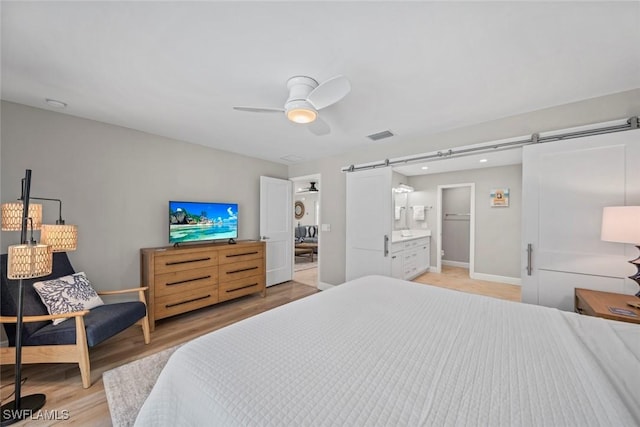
[441,250,445,256]
[321,224,331,232]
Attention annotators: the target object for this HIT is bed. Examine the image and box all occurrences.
[135,275,640,426]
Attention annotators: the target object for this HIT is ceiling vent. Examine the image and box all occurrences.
[280,154,304,162]
[367,130,394,141]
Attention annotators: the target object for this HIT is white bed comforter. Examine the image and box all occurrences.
[135,275,640,426]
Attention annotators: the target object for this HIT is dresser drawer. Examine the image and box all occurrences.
[155,288,218,320]
[219,275,265,302]
[154,267,218,298]
[403,237,429,250]
[219,258,264,281]
[218,245,264,265]
[154,250,218,274]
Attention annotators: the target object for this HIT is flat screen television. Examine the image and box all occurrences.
[169,201,238,244]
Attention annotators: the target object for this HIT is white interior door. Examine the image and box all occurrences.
[346,167,392,281]
[522,131,640,310]
[260,176,292,286]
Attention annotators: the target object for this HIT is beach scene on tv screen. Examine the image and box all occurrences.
[169,202,238,243]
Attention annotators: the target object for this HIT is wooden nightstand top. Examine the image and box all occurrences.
[575,288,640,324]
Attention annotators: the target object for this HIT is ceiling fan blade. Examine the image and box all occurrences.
[308,116,331,136]
[306,75,351,110]
[233,106,284,113]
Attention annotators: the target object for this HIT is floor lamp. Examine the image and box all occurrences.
[0,169,77,426]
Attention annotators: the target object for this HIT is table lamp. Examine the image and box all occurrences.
[601,206,640,302]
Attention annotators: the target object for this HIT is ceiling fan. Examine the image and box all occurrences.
[233,75,351,136]
[296,182,319,193]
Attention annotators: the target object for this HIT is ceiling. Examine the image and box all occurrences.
[393,148,523,177]
[2,1,639,166]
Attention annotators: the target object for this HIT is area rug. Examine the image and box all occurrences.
[294,260,317,271]
[103,345,180,427]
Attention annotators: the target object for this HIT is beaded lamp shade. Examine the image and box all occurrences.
[7,243,53,279]
[1,202,43,231]
[40,224,78,252]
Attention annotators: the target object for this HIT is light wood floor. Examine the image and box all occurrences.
[293,264,318,288]
[1,267,518,425]
[413,265,521,302]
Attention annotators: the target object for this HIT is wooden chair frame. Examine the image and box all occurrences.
[0,286,150,388]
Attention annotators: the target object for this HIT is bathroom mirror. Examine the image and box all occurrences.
[393,193,408,230]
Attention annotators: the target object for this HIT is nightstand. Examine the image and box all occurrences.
[575,288,640,324]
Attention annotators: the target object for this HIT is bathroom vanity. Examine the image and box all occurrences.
[391,230,431,280]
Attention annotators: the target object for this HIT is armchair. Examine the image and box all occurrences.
[0,252,150,388]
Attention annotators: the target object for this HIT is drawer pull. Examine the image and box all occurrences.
[226,283,258,293]
[166,294,211,308]
[226,266,258,275]
[166,275,211,286]
[166,257,211,266]
[225,251,259,258]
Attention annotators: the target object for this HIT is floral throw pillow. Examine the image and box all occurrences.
[33,272,104,325]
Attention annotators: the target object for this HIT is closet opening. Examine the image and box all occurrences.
[436,183,475,277]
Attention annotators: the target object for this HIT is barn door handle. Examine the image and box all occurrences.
[526,243,533,276]
[384,235,389,257]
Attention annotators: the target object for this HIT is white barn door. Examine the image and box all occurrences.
[346,167,393,281]
[260,176,292,286]
[522,130,640,310]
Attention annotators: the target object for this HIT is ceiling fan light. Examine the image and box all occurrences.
[285,100,317,124]
[287,108,317,124]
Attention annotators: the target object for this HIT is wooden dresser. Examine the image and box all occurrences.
[141,241,266,330]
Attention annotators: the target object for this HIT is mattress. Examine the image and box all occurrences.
[135,275,640,426]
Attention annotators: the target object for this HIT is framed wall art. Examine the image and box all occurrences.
[490,188,509,207]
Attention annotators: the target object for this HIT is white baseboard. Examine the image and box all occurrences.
[470,272,521,286]
[318,281,335,291]
[442,260,469,268]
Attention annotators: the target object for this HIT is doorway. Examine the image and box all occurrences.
[436,183,475,277]
[291,174,321,288]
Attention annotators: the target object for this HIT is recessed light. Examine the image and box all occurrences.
[479,158,488,163]
[421,166,429,170]
[45,98,67,108]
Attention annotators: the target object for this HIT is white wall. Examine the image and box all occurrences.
[288,89,640,285]
[0,101,288,291]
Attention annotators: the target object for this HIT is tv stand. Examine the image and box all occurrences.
[140,241,266,331]
[228,238,236,244]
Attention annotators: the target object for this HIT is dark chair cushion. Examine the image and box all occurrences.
[1,252,76,345]
[25,301,147,347]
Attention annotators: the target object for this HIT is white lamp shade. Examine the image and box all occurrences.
[7,243,53,279]
[601,206,640,244]
[1,202,43,231]
[41,224,78,252]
